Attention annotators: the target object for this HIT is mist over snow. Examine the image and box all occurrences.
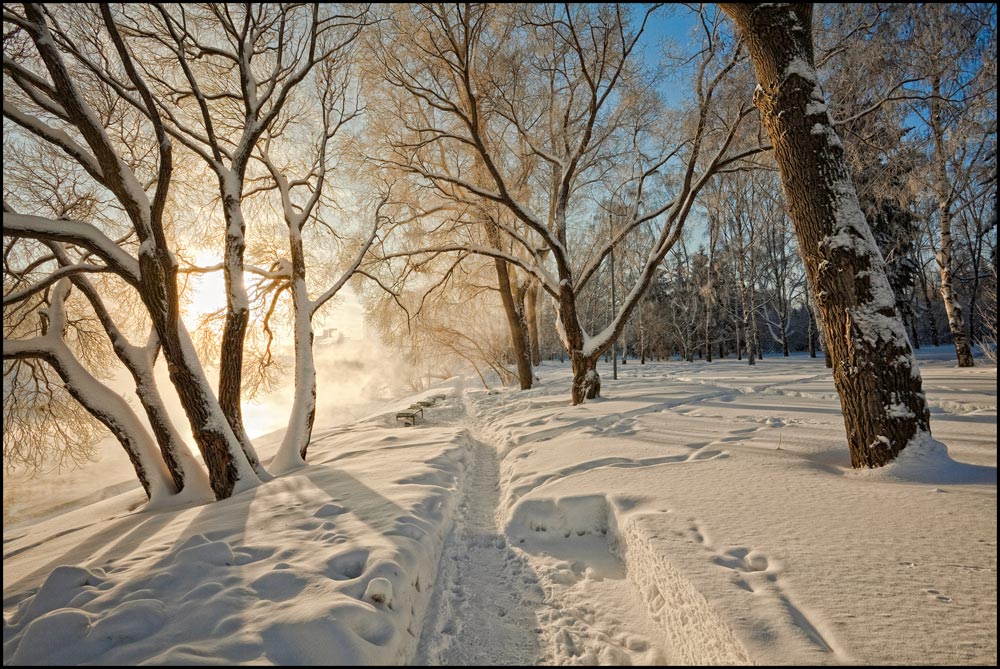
[3,310,422,528]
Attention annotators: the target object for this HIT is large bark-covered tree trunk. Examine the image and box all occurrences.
[555,281,601,405]
[721,3,931,468]
[510,277,534,389]
[218,192,267,474]
[805,285,817,358]
[570,353,601,404]
[139,251,260,499]
[487,227,533,390]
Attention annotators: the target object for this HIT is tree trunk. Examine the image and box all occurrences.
[818,324,834,369]
[272,225,318,474]
[967,245,981,344]
[640,319,646,364]
[806,285,817,358]
[218,193,268,472]
[704,305,713,362]
[136,248,259,499]
[56,253,208,497]
[751,296,763,362]
[722,3,931,468]
[918,266,941,346]
[571,353,601,404]
[735,301,743,361]
[780,307,790,356]
[526,281,542,366]
[493,256,533,390]
[742,289,756,365]
[44,342,173,501]
[930,75,974,367]
[5,282,176,502]
[511,278,534,387]
[904,292,921,349]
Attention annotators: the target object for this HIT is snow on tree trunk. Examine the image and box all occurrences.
[11,281,176,502]
[129,349,214,502]
[59,261,211,499]
[218,186,267,473]
[272,231,318,474]
[721,3,932,468]
[526,281,542,367]
[45,340,174,502]
[129,242,260,499]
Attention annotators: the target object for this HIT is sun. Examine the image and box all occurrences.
[183,250,228,323]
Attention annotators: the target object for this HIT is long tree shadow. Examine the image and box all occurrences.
[2,505,185,607]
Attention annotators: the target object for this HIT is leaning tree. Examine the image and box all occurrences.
[720,3,932,467]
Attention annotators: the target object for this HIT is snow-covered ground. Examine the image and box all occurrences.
[3,349,996,665]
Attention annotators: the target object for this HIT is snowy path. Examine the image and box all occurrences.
[415,425,543,664]
[416,392,672,665]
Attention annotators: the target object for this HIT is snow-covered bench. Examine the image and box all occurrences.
[395,405,424,426]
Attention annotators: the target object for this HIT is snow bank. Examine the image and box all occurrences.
[849,433,996,485]
[3,394,473,666]
[474,354,996,665]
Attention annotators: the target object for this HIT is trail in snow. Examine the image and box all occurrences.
[418,390,673,665]
[415,409,544,665]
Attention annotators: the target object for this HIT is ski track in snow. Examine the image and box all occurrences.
[416,393,673,665]
[415,408,543,665]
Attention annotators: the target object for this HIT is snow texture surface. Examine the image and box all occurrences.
[3,349,996,665]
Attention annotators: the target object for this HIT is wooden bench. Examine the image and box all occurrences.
[395,405,424,426]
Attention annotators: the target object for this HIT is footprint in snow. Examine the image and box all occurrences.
[925,588,952,603]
